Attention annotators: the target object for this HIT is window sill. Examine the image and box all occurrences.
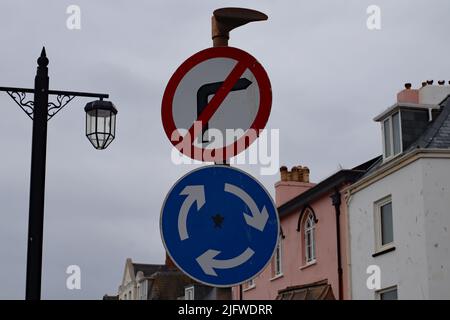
[269,273,284,281]
[383,152,403,164]
[372,245,395,257]
[243,285,256,292]
[299,260,317,270]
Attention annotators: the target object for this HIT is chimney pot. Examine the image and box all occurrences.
[438,80,445,85]
[279,165,311,183]
[405,83,412,89]
[427,80,434,85]
[303,167,310,183]
[280,166,288,181]
[295,166,303,182]
[291,167,299,181]
[422,81,427,87]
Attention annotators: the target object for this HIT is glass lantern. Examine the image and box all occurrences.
[84,100,117,150]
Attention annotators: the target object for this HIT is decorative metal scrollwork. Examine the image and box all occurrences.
[47,95,75,120]
[1,87,108,122]
[6,91,34,120]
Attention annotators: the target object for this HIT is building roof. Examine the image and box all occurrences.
[373,102,439,122]
[147,271,195,300]
[278,156,381,217]
[364,96,450,177]
[132,263,167,277]
[410,97,450,149]
[276,279,335,300]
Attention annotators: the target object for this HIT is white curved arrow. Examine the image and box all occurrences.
[224,183,269,232]
[178,185,205,240]
[196,247,255,276]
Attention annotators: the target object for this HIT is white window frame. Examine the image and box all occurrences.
[243,278,256,291]
[376,286,398,300]
[304,212,316,264]
[271,236,283,280]
[374,196,394,253]
[382,111,403,161]
[185,286,195,300]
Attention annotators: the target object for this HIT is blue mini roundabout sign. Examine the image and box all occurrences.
[160,165,280,287]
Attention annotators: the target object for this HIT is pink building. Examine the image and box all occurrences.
[232,159,378,300]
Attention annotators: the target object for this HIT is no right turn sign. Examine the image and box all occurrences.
[161,46,272,162]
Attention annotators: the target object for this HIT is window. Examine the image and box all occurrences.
[383,118,392,158]
[392,112,401,155]
[375,196,394,252]
[139,280,147,300]
[243,278,255,290]
[271,236,283,278]
[129,290,132,300]
[377,286,398,300]
[304,213,316,263]
[185,286,194,300]
[143,280,148,300]
[383,112,402,159]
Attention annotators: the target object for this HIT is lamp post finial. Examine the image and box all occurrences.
[37,47,49,67]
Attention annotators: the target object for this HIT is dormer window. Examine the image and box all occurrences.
[382,112,402,159]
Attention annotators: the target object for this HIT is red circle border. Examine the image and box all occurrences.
[161,46,272,162]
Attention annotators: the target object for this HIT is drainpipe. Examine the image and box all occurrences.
[330,189,343,300]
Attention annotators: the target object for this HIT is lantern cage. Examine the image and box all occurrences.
[84,100,117,150]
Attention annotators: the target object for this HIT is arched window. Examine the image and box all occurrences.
[271,234,283,278]
[304,212,316,263]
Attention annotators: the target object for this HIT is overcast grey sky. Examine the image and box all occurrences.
[1,0,450,299]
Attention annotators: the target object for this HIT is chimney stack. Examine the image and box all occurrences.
[279,165,310,183]
[275,165,315,207]
[397,83,419,103]
[165,253,178,271]
[397,81,450,105]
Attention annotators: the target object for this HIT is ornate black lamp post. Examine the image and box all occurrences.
[0,47,118,300]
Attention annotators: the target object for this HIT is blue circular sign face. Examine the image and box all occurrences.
[160,165,279,287]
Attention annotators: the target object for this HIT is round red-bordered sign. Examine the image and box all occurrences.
[161,46,272,162]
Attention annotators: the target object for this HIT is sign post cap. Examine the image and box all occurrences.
[212,7,268,47]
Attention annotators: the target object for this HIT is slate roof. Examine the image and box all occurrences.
[278,156,381,217]
[132,263,167,277]
[147,271,195,300]
[411,97,450,149]
[363,96,450,176]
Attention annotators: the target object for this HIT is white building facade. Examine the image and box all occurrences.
[347,84,450,300]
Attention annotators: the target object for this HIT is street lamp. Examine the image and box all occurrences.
[0,47,118,300]
[85,100,118,150]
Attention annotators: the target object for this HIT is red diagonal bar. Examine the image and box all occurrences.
[183,60,249,144]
